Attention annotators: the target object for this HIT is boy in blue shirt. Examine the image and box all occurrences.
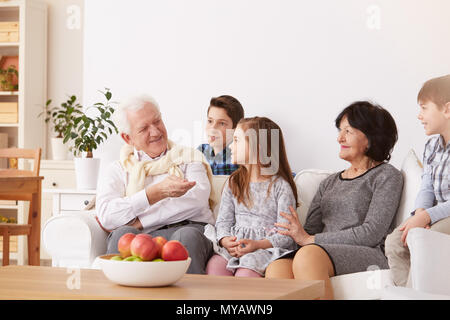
[385,74,450,287]
[198,95,244,175]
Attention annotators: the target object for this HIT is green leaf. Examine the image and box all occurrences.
[105,91,112,101]
[106,120,116,128]
[63,134,71,144]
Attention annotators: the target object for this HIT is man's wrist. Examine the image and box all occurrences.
[145,184,162,205]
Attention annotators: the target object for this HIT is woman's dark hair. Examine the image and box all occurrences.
[335,101,398,162]
[208,95,244,128]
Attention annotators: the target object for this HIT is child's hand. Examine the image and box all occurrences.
[399,208,431,246]
[235,239,259,257]
[219,236,240,256]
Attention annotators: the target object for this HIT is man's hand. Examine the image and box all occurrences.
[219,236,240,257]
[145,175,196,204]
[399,208,431,246]
[127,217,143,230]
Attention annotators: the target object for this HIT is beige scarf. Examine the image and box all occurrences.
[120,140,216,208]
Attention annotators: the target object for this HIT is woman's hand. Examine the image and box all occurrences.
[219,236,240,256]
[275,206,315,246]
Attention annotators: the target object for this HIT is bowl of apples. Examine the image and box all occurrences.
[98,233,191,287]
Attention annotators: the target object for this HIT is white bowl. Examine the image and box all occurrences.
[98,254,191,287]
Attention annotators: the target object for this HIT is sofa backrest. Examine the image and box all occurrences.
[209,149,423,227]
[293,169,333,225]
[396,149,423,227]
[210,175,229,220]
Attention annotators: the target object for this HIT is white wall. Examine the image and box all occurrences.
[83,0,450,174]
[45,0,84,159]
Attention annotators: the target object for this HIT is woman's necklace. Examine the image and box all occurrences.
[343,159,376,179]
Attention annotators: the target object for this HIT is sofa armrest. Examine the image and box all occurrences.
[407,228,450,296]
[381,286,450,300]
[42,210,108,268]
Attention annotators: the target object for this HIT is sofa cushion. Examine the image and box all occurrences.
[331,269,393,300]
[293,169,333,225]
[210,175,229,220]
[395,149,423,227]
[407,228,450,296]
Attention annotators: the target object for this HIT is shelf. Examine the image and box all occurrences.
[0,1,20,9]
[0,42,19,47]
[0,123,18,127]
[0,91,18,95]
[0,0,48,266]
[0,204,18,210]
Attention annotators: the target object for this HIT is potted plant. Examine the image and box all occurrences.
[0,64,18,91]
[39,95,83,160]
[63,88,118,189]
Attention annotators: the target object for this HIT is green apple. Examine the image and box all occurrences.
[110,255,123,261]
[152,258,164,262]
[124,255,143,262]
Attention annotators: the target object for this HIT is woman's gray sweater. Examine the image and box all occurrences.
[303,163,404,275]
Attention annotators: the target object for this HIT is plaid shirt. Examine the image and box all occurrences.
[197,143,239,175]
[414,135,450,224]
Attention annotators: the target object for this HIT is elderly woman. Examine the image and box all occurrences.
[265,101,404,299]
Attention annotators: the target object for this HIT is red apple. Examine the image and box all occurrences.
[130,234,158,261]
[161,240,189,261]
[153,236,168,258]
[118,233,136,258]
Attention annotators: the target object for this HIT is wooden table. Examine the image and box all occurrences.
[0,266,324,300]
[0,172,43,266]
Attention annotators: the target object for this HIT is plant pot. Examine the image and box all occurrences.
[51,137,68,160]
[74,157,100,190]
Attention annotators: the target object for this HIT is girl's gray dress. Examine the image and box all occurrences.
[212,176,298,275]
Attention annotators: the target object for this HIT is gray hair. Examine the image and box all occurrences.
[113,94,160,134]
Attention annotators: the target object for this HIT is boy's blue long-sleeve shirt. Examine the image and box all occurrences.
[414,135,450,224]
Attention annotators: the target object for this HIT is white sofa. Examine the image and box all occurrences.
[43,150,423,299]
[381,228,450,300]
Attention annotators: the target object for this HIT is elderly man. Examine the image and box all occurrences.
[96,95,215,274]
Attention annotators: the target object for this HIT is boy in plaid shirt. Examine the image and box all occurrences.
[198,95,244,175]
[385,74,450,287]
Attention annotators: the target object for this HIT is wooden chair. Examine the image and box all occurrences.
[0,148,41,266]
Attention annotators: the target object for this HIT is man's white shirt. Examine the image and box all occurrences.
[96,148,215,233]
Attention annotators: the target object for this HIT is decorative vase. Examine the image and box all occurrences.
[51,137,68,160]
[74,157,100,190]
